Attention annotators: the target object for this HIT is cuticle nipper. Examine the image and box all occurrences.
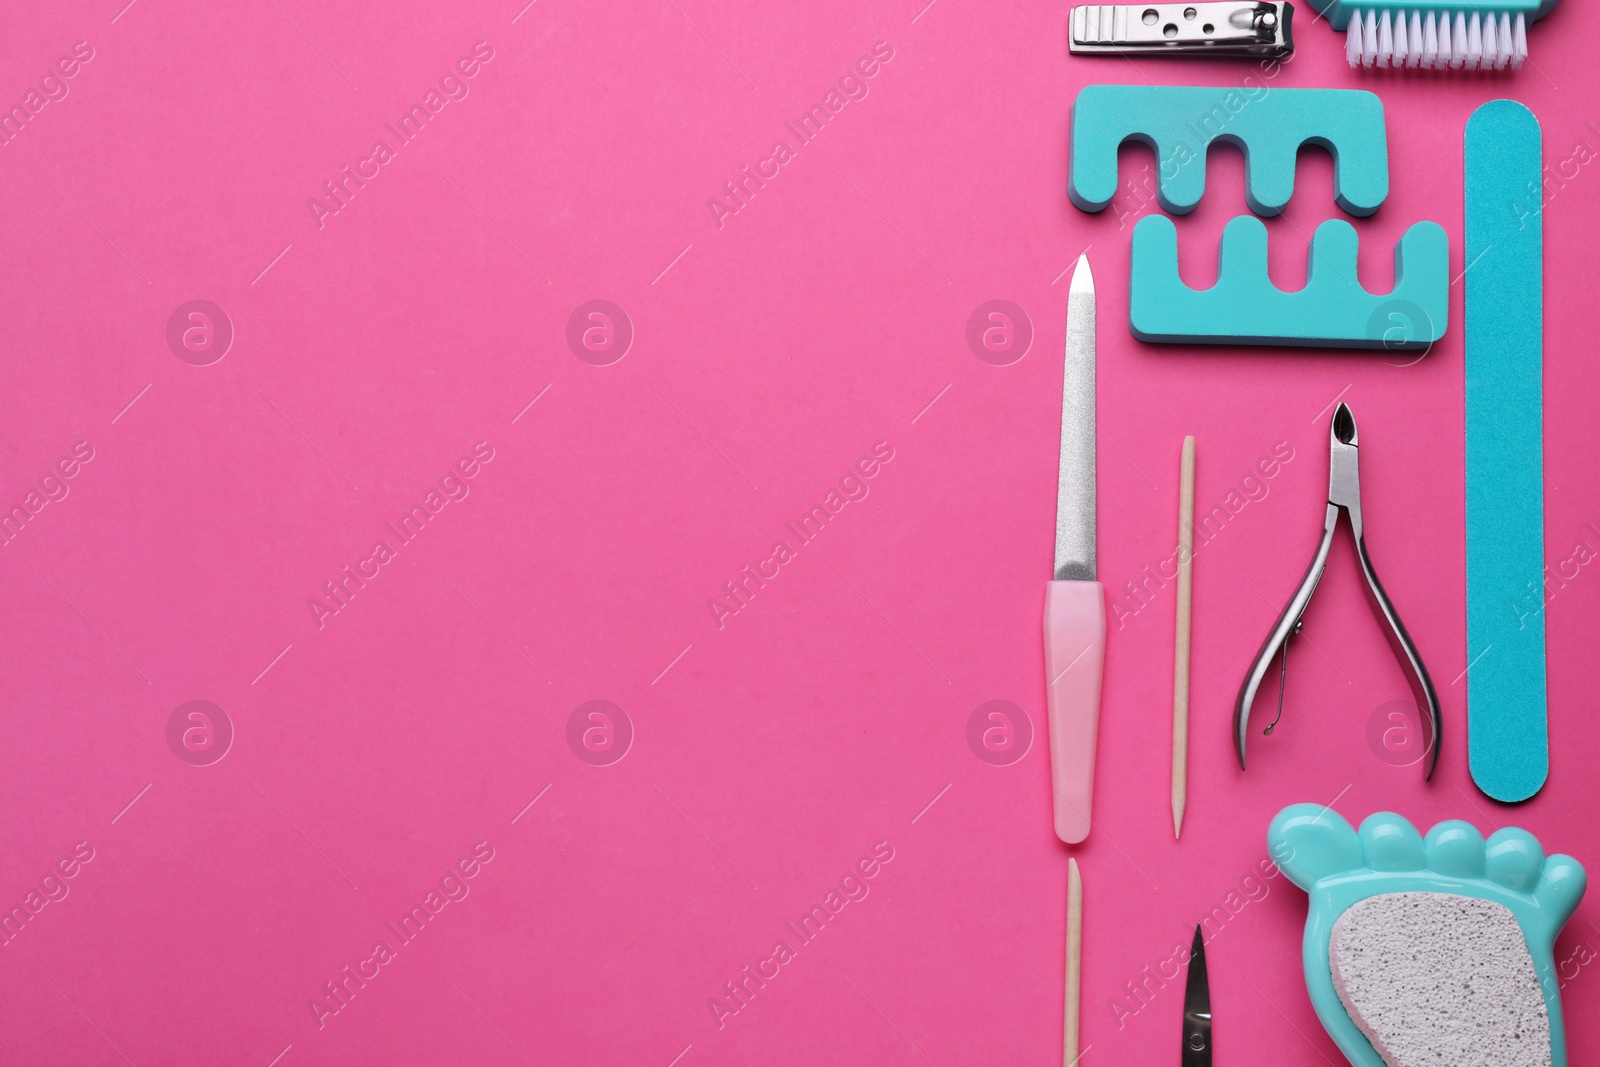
[1234,401,1442,777]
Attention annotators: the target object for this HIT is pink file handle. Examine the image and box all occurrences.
[1044,580,1107,844]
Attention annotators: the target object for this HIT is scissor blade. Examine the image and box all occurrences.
[1055,254,1096,581]
[1183,925,1212,1067]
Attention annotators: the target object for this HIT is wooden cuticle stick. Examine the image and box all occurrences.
[1172,436,1195,839]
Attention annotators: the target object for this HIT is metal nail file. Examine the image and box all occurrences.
[1046,255,1108,845]
[1465,100,1548,802]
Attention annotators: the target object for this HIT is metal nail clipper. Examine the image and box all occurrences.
[1234,403,1441,776]
[1070,0,1294,57]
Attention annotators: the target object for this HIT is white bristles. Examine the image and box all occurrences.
[1344,8,1533,71]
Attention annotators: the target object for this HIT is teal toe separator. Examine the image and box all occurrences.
[1129,214,1449,349]
[1069,86,1389,217]
[1465,99,1549,802]
[1269,804,1587,1067]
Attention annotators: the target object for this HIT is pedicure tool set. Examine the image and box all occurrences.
[1048,1,1577,1057]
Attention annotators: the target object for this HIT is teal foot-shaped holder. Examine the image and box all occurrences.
[1129,214,1449,350]
[1269,804,1586,1067]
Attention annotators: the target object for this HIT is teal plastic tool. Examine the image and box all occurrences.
[1128,214,1448,348]
[1269,804,1584,1067]
[1465,100,1547,802]
[1069,86,1389,217]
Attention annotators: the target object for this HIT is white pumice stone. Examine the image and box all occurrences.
[1329,891,1551,1067]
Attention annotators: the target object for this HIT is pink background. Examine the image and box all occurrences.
[2,1,1598,1064]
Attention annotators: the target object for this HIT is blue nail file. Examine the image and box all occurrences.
[1069,86,1390,217]
[1465,100,1547,802]
[1129,214,1448,348]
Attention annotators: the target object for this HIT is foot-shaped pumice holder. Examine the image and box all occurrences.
[1268,804,1586,1067]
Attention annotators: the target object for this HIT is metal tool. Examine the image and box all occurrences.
[1045,254,1107,845]
[1234,403,1441,776]
[1070,0,1294,57]
[1183,925,1211,1067]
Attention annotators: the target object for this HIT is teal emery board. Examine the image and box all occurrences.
[1465,100,1547,802]
[1069,86,1389,217]
[1129,214,1448,348]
